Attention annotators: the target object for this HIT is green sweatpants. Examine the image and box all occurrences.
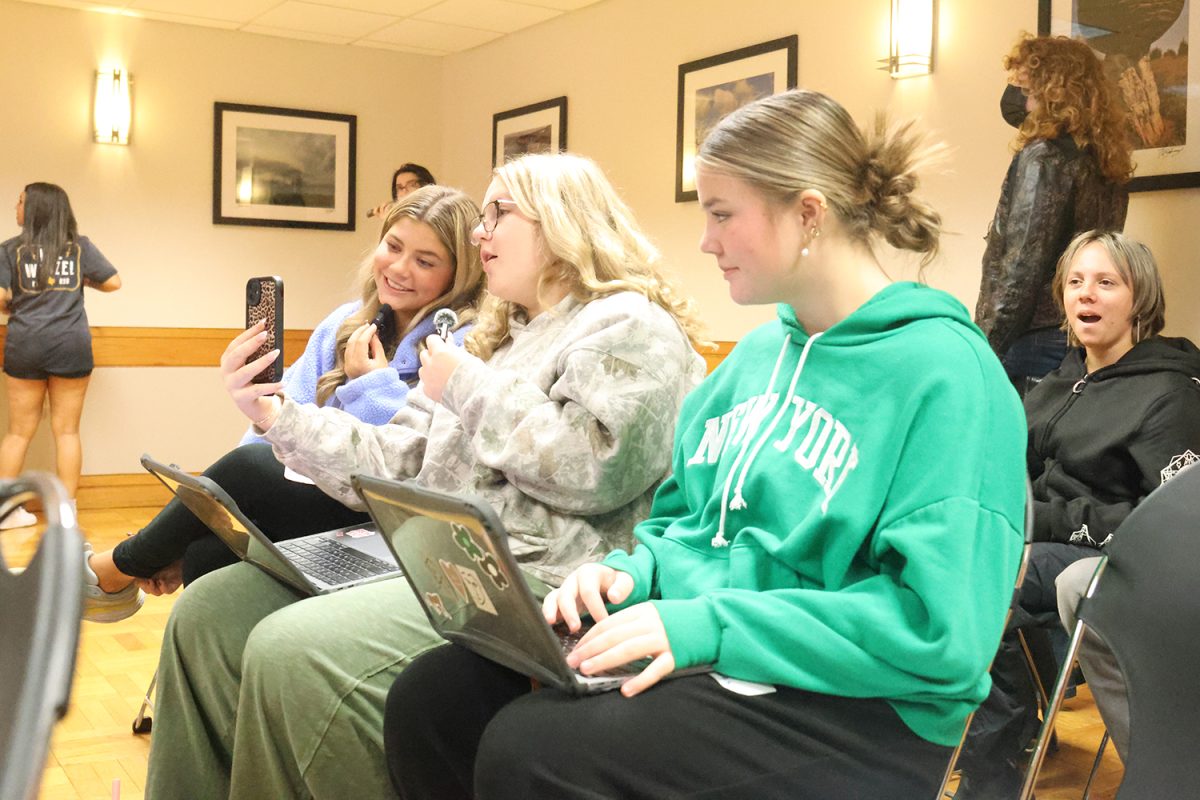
[145,562,444,799]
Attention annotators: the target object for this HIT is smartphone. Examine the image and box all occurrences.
[245,276,284,384]
[370,303,398,353]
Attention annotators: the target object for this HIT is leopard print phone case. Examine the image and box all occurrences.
[245,276,284,384]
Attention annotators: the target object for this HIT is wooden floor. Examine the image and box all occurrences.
[4,508,1124,800]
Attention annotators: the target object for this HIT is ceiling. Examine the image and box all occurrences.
[16,0,604,55]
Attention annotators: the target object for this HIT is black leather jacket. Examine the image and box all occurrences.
[975,136,1128,355]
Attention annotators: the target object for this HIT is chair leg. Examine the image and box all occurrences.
[1081,730,1109,800]
[131,668,156,735]
[935,710,974,798]
[1020,621,1090,800]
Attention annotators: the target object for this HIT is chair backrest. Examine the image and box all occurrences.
[1077,462,1200,798]
[0,474,85,800]
[935,476,1035,797]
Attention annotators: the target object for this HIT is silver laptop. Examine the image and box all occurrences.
[141,454,401,595]
[352,474,708,694]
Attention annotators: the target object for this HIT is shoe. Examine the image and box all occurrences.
[0,505,38,529]
[83,542,144,623]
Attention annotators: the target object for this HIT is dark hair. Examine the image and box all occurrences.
[390,163,437,200]
[20,182,78,284]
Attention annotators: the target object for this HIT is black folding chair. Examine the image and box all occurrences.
[936,478,1035,797]
[0,474,85,800]
[1020,463,1200,799]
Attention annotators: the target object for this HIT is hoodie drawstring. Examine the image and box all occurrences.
[712,332,823,548]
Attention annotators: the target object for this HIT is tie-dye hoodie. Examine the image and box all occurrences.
[604,282,1026,746]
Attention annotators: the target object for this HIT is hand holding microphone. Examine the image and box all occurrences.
[419,308,464,402]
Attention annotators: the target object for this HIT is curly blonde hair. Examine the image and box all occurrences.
[467,153,706,360]
[315,186,485,405]
[1006,35,1134,184]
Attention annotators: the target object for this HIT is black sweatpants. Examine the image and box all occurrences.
[385,644,953,800]
[111,443,368,585]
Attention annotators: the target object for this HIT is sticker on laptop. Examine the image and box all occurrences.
[438,558,469,601]
[455,564,498,615]
[424,591,452,620]
[450,522,510,591]
[335,527,375,539]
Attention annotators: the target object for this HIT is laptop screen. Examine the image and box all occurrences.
[358,481,573,686]
[145,467,251,558]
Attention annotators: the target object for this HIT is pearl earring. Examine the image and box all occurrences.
[800,226,821,258]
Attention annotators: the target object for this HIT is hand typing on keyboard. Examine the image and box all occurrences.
[543,563,675,698]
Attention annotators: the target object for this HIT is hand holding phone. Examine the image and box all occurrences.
[370,303,399,352]
[245,276,284,384]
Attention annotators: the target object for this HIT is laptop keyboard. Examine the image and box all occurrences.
[553,624,645,677]
[277,536,396,586]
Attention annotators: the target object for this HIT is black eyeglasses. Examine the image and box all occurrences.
[474,199,520,235]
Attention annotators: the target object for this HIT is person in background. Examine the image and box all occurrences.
[370,163,437,219]
[143,152,707,800]
[957,230,1200,796]
[0,182,121,529]
[384,89,1027,800]
[81,186,484,622]
[976,34,1133,395]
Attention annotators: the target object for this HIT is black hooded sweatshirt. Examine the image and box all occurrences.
[1025,335,1200,546]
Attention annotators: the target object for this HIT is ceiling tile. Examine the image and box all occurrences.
[364,17,501,52]
[126,7,241,27]
[250,0,397,38]
[415,0,559,34]
[511,0,600,9]
[127,0,281,24]
[353,39,449,56]
[240,23,354,44]
[306,0,438,15]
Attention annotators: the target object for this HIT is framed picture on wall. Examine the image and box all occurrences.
[1039,0,1200,192]
[492,97,568,169]
[213,102,357,230]
[675,35,798,203]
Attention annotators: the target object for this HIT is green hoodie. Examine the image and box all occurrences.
[604,282,1026,746]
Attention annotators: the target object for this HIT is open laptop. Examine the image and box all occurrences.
[352,474,708,695]
[141,454,402,596]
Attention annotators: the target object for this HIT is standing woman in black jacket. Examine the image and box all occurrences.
[957,229,1200,797]
[0,183,121,528]
[976,34,1133,394]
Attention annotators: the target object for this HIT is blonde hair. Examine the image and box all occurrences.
[1006,35,1134,184]
[696,89,943,268]
[467,152,705,359]
[315,186,485,405]
[1053,230,1165,348]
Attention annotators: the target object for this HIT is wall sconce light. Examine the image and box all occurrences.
[885,0,936,78]
[93,68,131,144]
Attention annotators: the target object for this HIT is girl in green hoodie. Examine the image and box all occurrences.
[385,90,1028,800]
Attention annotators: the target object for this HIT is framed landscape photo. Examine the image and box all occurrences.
[213,102,357,230]
[1039,0,1200,191]
[492,97,568,169]
[675,35,798,202]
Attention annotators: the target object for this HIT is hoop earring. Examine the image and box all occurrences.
[1134,317,1142,344]
[800,226,821,258]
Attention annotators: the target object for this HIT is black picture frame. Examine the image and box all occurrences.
[1039,0,1200,192]
[675,35,799,203]
[213,102,357,230]
[491,97,568,169]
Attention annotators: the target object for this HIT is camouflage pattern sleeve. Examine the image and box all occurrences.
[263,388,438,508]
[440,295,703,516]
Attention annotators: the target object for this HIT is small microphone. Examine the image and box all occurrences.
[433,308,458,341]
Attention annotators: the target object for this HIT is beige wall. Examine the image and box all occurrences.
[2,0,1198,477]
[0,0,443,473]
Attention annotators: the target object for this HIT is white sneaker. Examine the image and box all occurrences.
[0,506,38,529]
[83,542,144,623]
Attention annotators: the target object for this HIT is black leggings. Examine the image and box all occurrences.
[385,644,953,800]
[111,443,368,585]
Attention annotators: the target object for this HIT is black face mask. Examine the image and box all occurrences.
[1000,83,1029,129]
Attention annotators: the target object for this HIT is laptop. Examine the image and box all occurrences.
[352,473,708,695]
[141,454,402,595]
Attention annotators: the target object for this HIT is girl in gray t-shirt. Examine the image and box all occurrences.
[0,182,121,528]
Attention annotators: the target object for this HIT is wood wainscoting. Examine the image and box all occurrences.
[0,325,737,510]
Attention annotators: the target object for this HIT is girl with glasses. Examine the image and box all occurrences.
[385,89,1028,800]
[144,152,706,800]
